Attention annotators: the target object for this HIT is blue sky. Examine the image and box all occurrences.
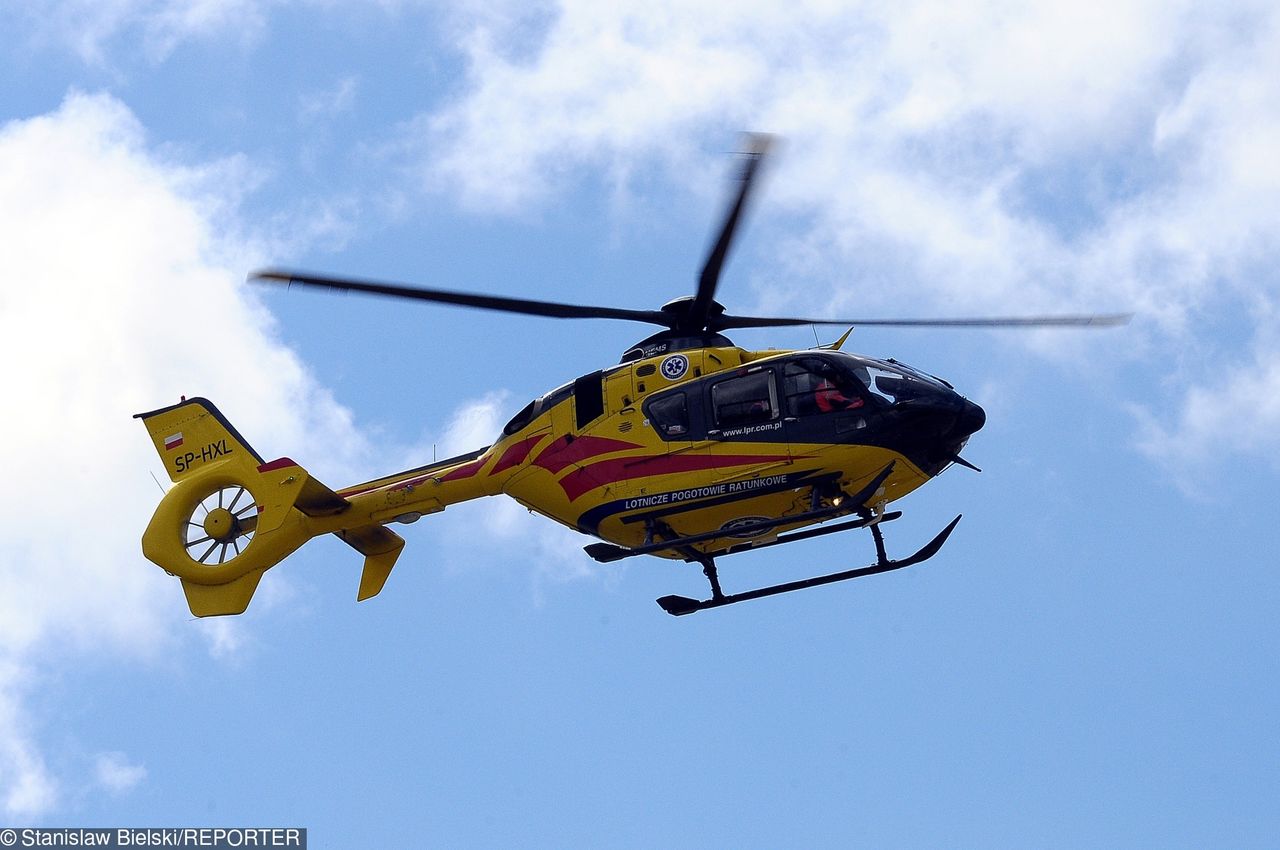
[2,1,1278,846]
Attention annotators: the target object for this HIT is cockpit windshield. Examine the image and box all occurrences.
[881,359,951,389]
[837,355,949,404]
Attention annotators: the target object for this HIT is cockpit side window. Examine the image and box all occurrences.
[502,399,537,436]
[712,370,777,428]
[645,391,690,438]
[784,358,865,416]
[501,382,575,436]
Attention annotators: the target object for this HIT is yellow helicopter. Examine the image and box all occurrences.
[136,136,1128,617]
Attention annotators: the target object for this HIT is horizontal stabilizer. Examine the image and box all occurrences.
[255,458,350,517]
[297,472,350,516]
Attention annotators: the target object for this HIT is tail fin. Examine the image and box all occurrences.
[135,398,404,616]
[137,397,264,484]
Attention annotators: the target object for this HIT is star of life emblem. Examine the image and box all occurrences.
[660,354,689,380]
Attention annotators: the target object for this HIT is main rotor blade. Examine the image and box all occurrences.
[713,312,1132,330]
[689,133,774,331]
[252,269,673,327]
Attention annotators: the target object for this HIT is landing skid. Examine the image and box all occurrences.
[655,515,962,616]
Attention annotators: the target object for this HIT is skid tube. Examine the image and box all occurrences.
[655,514,962,616]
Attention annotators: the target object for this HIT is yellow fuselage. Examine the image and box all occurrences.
[332,345,931,558]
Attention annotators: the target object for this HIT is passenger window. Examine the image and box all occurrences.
[712,371,777,428]
[784,359,865,416]
[646,392,689,437]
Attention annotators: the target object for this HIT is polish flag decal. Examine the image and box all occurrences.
[164,432,184,451]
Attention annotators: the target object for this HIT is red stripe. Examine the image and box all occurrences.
[532,435,642,474]
[338,456,490,498]
[558,453,793,502]
[490,434,546,476]
[439,457,488,482]
[258,457,298,473]
[338,474,432,499]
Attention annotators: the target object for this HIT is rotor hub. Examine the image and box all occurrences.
[202,507,239,543]
[660,296,726,332]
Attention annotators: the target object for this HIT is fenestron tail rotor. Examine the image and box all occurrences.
[183,484,259,566]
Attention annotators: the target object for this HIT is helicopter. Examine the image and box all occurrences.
[136,135,1128,617]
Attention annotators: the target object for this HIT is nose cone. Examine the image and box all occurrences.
[953,398,985,439]
[912,392,984,477]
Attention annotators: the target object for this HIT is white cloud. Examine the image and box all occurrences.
[0,74,596,819]
[1135,326,1280,483]
[300,76,360,123]
[93,752,147,795]
[10,0,438,67]
[437,391,508,457]
[0,663,57,817]
[423,0,1195,214]
[193,617,249,662]
[14,0,269,65]
[0,91,370,816]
